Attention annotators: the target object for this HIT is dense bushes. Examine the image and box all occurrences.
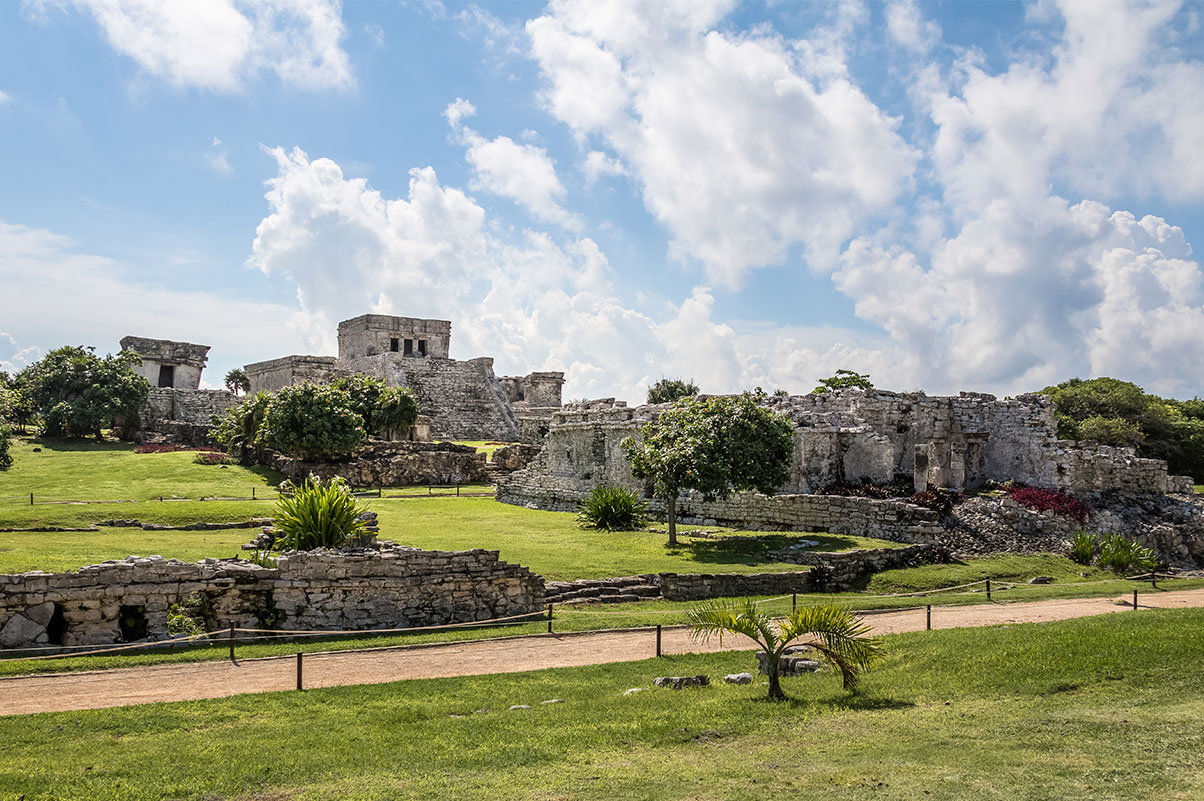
[1004,484,1090,523]
[1039,377,1204,481]
[272,475,367,551]
[646,377,698,405]
[14,346,149,439]
[577,485,649,531]
[0,426,11,471]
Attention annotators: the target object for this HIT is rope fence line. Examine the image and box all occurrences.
[1,576,1189,666]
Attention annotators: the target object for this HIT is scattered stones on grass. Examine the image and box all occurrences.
[623,687,646,695]
[757,647,821,676]
[1028,576,1054,584]
[653,675,710,690]
[509,704,530,710]
[540,699,562,705]
[723,673,754,685]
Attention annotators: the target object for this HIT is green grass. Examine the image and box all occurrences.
[451,440,513,461]
[2,609,1202,800]
[0,435,285,503]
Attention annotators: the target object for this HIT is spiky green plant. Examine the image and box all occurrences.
[272,475,367,552]
[687,600,884,700]
[1069,531,1098,565]
[576,485,649,531]
[1096,532,1158,575]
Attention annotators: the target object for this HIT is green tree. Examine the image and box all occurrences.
[1039,377,1204,480]
[687,601,884,700]
[224,368,250,396]
[621,392,793,545]
[331,375,387,435]
[0,426,12,471]
[21,346,149,439]
[647,377,699,404]
[812,369,874,394]
[374,385,420,440]
[210,391,272,463]
[258,383,365,461]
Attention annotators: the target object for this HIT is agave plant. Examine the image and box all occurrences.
[1095,532,1158,575]
[687,601,884,700]
[576,485,649,531]
[1069,531,1098,565]
[273,475,367,552]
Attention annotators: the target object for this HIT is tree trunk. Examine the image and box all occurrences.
[667,494,677,545]
[767,657,787,700]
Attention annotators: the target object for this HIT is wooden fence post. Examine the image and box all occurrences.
[926,605,932,631]
[228,626,236,662]
[296,652,303,691]
[1133,590,1138,610]
[986,578,991,601]
[547,604,553,633]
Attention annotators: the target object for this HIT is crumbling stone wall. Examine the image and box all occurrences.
[0,548,543,649]
[267,441,490,486]
[131,388,241,446]
[245,355,343,394]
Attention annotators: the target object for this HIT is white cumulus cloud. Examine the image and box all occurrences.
[45,0,353,92]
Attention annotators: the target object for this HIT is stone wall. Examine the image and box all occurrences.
[499,372,565,407]
[131,388,241,446]
[0,547,543,649]
[267,440,490,487]
[338,314,452,360]
[245,355,343,394]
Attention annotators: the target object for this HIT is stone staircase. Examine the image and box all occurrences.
[544,575,664,605]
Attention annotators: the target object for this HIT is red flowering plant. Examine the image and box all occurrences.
[1004,484,1090,523]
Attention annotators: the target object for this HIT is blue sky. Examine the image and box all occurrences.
[1,0,1202,401]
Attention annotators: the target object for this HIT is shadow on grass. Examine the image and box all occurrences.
[742,693,914,712]
[246,465,287,488]
[28,437,133,453]
[663,533,863,567]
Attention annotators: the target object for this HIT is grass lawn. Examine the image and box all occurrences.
[451,440,513,461]
[2,609,1202,800]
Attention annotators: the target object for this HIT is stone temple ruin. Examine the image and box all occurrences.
[499,390,1204,567]
[122,313,565,446]
[244,314,564,442]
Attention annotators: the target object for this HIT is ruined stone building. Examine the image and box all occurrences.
[244,314,564,442]
[499,390,1204,565]
[119,336,239,445]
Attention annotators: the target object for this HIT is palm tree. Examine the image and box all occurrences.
[686,601,884,700]
[224,368,250,396]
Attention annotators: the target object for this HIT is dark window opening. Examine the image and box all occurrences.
[157,365,175,388]
[118,605,148,642]
[404,338,414,356]
[417,339,427,356]
[46,603,67,646]
[390,338,399,353]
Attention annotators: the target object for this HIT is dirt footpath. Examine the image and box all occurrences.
[3,589,1201,717]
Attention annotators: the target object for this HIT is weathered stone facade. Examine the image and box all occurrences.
[120,336,210,389]
[131,387,241,445]
[0,547,543,649]
[497,389,1204,565]
[267,440,490,486]
[244,314,564,442]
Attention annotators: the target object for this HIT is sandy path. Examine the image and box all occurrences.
[2,589,1201,717]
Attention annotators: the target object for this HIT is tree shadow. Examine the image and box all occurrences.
[247,465,287,488]
[743,693,914,712]
[28,437,133,453]
[663,532,863,567]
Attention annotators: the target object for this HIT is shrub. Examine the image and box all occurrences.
[0,426,11,471]
[1096,532,1158,575]
[209,391,272,463]
[909,489,961,514]
[1069,532,1098,565]
[817,480,913,500]
[374,386,420,439]
[1005,485,1090,523]
[330,375,386,434]
[576,485,649,531]
[272,475,367,551]
[647,377,698,405]
[258,383,365,461]
[193,451,234,465]
[20,345,149,439]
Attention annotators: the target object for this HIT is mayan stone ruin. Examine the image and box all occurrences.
[499,389,1204,567]
[245,314,565,442]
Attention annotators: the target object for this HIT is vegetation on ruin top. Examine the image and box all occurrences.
[2,609,1202,800]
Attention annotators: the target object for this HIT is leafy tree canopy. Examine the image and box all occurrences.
[374,385,420,439]
[210,391,272,462]
[622,391,793,544]
[19,346,149,439]
[258,382,365,460]
[646,377,699,405]
[812,369,874,394]
[1039,377,1204,480]
[330,374,387,435]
